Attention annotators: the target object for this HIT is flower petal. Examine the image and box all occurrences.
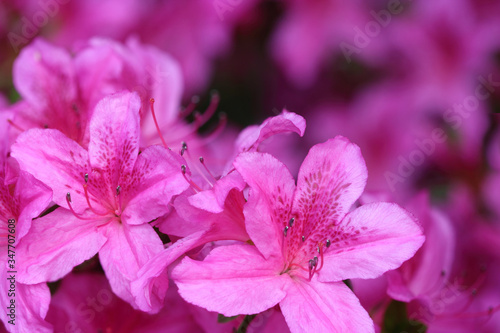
[387,198,456,302]
[16,208,106,284]
[11,129,90,212]
[0,267,52,333]
[161,188,248,241]
[318,202,425,282]
[188,171,245,214]
[172,244,289,317]
[12,38,82,141]
[46,272,204,333]
[99,221,163,308]
[88,91,141,191]
[13,38,76,111]
[280,277,374,333]
[122,145,188,225]
[291,136,368,261]
[234,152,296,260]
[157,196,208,238]
[235,110,306,153]
[74,37,183,140]
[0,110,10,165]
[132,231,208,313]
[126,38,184,131]
[14,171,52,242]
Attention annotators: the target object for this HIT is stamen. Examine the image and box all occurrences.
[284,226,289,237]
[444,269,488,315]
[326,239,331,248]
[308,259,315,271]
[115,186,123,216]
[316,243,325,272]
[181,165,202,192]
[7,119,26,132]
[199,156,217,182]
[179,96,199,118]
[199,112,227,145]
[423,268,450,297]
[289,217,295,228]
[180,141,188,156]
[66,192,93,220]
[302,235,305,242]
[182,143,214,187]
[193,111,202,128]
[150,98,169,149]
[83,180,108,216]
[308,258,318,281]
[198,91,220,125]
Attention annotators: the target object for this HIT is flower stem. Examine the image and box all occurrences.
[234,314,257,333]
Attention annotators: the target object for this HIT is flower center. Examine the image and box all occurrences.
[281,216,332,281]
[65,173,123,220]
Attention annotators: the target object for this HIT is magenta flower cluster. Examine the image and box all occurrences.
[0,37,426,332]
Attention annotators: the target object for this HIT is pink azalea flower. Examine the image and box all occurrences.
[10,37,227,163]
[0,271,52,333]
[403,238,500,332]
[45,273,210,333]
[11,91,188,308]
[132,110,306,313]
[386,193,456,305]
[73,37,185,148]
[386,189,500,331]
[0,115,53,333]
[171,136,425,332]
[11,38,87,143]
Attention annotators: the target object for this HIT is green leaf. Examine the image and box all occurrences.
[217,313,239,323]
[382,300,427,333]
